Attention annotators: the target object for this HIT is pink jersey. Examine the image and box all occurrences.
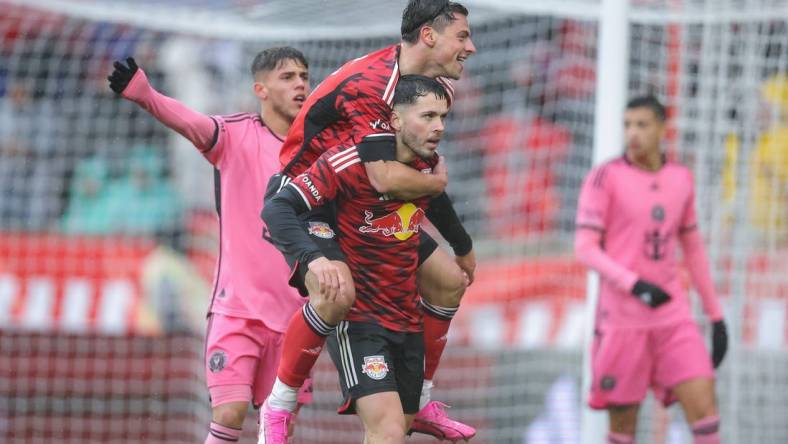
[575,155,723,329]
[122,68,303,332]
[204,113,304,330]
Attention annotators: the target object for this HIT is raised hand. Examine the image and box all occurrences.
[107,57,139,94]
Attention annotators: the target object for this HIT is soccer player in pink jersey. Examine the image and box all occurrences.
[108,47,312,444]
[575,96,728,444]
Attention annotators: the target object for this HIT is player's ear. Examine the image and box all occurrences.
[653,113,666,135]
[253,81,267,100]
[420,25,437,48]
[391,108,403,132]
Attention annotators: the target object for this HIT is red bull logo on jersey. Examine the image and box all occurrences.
[361,355,389,380]
[358,202,425,241]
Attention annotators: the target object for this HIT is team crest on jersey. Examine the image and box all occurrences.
[361,355,389,380]
[308,222,335,239]
[651,204,665,222]
[359,202,425,241]
[208,350,226,373]
[643,229,669,261]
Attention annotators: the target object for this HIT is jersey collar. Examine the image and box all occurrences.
[622,152,667,172]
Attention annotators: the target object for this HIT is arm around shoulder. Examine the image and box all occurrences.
[364,160,446,199]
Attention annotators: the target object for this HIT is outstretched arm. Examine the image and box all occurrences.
[109,57,218,154]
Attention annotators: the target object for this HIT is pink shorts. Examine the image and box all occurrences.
[205,313,312,407]
[589,319,715,409]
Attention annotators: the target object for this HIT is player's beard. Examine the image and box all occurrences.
[401,129,437,160]
[272,99,299,124]
[442,58,463,80]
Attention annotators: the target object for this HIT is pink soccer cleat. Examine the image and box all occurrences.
[409,401,476,442]
[258,401,294,444]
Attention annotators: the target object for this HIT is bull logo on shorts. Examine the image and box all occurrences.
[361,355,389,380]
[209,350,226,373]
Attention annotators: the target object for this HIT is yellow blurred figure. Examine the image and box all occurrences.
[749,127,788,240]
[749,74,788,242]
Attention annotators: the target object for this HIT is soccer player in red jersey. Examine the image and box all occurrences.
[108,48,313,444]
[575,96,728,444]
[263,1,477,440]
[264,75,456,444]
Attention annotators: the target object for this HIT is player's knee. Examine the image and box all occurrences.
[686,396,718,423]
[308,281,354,323]
[336,282,355,311]
[211,402,248,429]
[366,420,406,444]
[427,265,466,307]
[333,262,356,312]
[609,420,637,436]
[446,266,467,304]
[608,405,639,435]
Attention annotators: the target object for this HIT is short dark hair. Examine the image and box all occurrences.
[401,0,469,43]
[250,46,308,77]
[626,95,666,122]
[392,75,450,108]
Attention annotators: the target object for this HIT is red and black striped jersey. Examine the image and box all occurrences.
[279,44,454,178]
[287,145,438,332]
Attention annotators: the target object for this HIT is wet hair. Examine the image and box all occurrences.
[392,75,450,107]
[250,46,308,77]
[401,0,469,43]
[626,95,666,122]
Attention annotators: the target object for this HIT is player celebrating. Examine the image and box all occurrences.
[264,75,453,444]
[108,48,312,443]
[575,96,728,444]
[263,1,477,440]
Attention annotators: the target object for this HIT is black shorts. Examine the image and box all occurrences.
[264,173,439,295]
[326,321,424,415]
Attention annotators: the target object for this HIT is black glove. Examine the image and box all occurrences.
[107,57,139,94]
[630,279,671,308]
[711,320,728,368]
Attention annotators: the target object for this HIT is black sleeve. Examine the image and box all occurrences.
[426,192,473,256]
[261,186,325,266]
[356,133,396,162]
